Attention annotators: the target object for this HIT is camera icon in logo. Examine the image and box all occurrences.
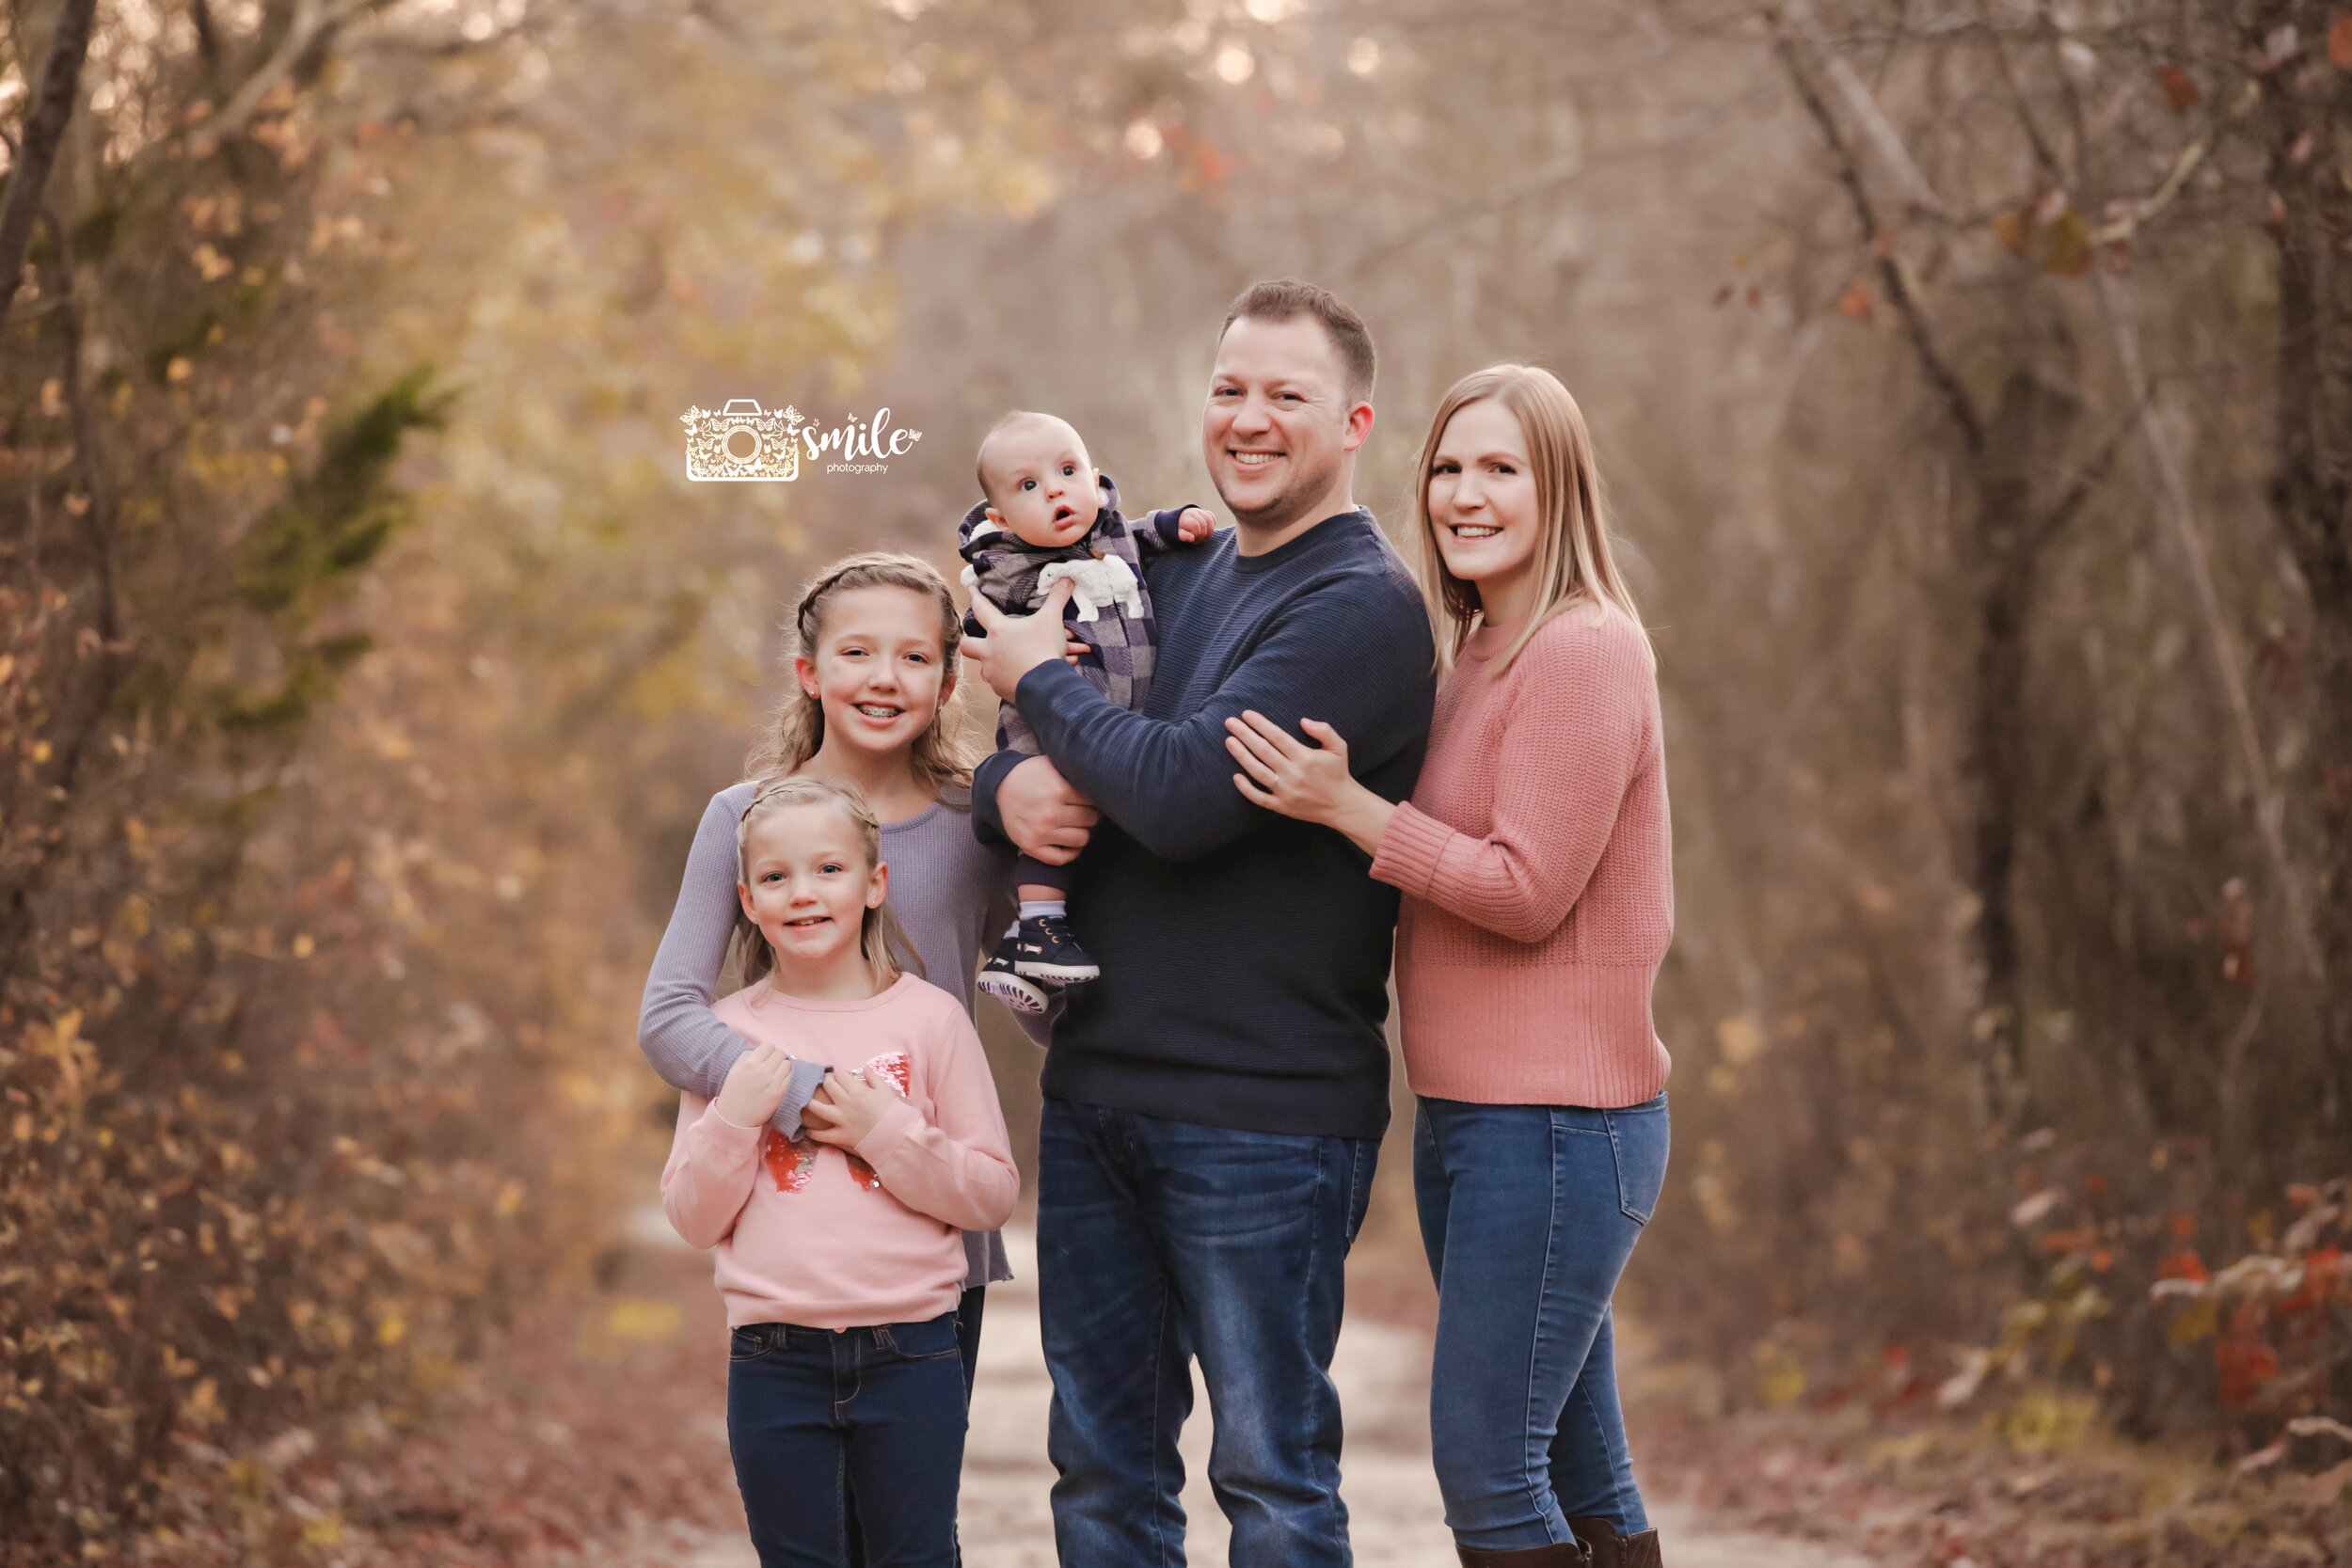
[682,399,804,482]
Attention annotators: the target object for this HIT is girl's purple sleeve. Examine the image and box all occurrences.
[637,789,828,1135]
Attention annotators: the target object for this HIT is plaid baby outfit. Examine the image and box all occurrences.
[958,473,1197,756]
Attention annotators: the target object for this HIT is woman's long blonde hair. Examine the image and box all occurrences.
[1410,364,1651,676]
[746,551,977,798]
[733,775,925,990]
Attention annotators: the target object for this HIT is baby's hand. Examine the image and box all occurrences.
[714,1042,797,1130]
[1176,506,1215,543]
[802,1065,901,1149]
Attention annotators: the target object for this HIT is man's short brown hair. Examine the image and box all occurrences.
[1219,278,1376,404]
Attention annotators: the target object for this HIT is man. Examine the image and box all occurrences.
[964,279,1436,1567]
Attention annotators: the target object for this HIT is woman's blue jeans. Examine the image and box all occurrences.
[1414,1093,1670,1552]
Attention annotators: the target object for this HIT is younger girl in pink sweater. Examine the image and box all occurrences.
[662,775,1017,1568]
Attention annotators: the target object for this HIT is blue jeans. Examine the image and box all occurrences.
[1038,1097,1377,1568]
[727,1312,969,1568]
[1415,1094,1671,1551]
[842,1287,984,1568]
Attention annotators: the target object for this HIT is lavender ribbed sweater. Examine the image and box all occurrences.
[1370,607,1675,1109]
[638,782,1018,1285]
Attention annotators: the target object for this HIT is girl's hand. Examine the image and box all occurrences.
[715,1041,797,1130]
[802,1066,899,1149]
[1223,711,1398,858]
[1175,506,1216,542]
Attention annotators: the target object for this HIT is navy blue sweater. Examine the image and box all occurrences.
[974,508,1436,1138]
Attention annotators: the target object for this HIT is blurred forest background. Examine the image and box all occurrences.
[5,0,2351,1559]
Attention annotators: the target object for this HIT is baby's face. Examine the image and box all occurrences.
[983,420,1103,548]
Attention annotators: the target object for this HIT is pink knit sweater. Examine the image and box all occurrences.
[1370,605,1673,1108]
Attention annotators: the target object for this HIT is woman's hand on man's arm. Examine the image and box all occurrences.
[1223,711,1396,858]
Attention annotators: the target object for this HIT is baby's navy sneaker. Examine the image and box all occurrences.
[1009,912,1100,985]
[977,940,1050,1016]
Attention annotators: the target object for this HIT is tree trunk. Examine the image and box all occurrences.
[0,0,99,320]
[1960,366,2080,1125]
[2257,0,2352,1131]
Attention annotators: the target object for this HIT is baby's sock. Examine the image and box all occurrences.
[1020,900,1066,922]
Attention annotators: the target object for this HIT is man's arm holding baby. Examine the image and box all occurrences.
[966,509,1209,856]
[969,577,1435,863]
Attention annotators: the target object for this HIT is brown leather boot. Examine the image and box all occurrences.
[1567,1515,1662,1568]
[1454,1542,1590,1566]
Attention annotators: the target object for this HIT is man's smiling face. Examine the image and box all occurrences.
[1202,314,1370,534]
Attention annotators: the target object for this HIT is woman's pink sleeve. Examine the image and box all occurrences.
[854,1009,1019,1233]
[660,1091,765,1249]
[1370,622,1652,944]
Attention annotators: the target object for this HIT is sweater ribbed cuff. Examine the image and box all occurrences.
[1369,801,1455,900]
[770,1057,829,1140]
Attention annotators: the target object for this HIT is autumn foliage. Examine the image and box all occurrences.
[8,0,2352,1558]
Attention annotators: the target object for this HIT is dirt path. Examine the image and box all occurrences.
[674,1226,1875,1568]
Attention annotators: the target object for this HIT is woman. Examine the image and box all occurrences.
[1222,366,1672,1568]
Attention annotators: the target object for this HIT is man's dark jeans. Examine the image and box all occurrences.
[1038,1096,1377,1567]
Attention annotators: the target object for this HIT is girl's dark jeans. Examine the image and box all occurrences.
[841,1286,982,1568]
[727,1309,969,1568]
[1415,1093,1671,1552]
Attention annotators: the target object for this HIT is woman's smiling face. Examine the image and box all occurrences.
[1425,397,1541,606]
[794,585,953,759]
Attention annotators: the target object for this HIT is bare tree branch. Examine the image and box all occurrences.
[1768,6,1987,457]
[2090,137,2210,245]
[0,0,99,321]
[183,0,390,150]
[1976,0,2065,182]
[2094,268,2322,981]
[1782,0,1951,216]
[1343,94,1769,275]
[2023,390,2149,556]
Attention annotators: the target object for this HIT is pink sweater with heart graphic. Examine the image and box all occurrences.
[660,973,1018,1330]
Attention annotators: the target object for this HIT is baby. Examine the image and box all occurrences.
[960,411,1213,1017]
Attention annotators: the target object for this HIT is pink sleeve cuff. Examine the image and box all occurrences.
[1370,800,1456,899]
[695,1104,767,1152]
[853,1100,924,1167]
